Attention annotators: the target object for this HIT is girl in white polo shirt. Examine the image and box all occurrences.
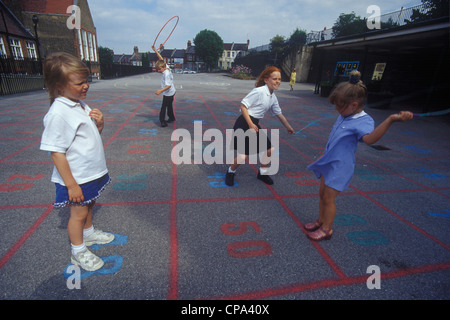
[226,66,294,186]
[40,53,114,271]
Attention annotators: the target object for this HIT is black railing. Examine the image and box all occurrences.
[0,56,44,95]
[100,63,152,79]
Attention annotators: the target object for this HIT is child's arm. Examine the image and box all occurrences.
[240,104,259,132]
[152,45,163,61]
[89,108,104,133]
[156,84,172,96]
[51,152,84,203]
[362,111,413,145]
[276,114,295,134]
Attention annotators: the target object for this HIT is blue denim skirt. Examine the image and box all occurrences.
[53,173,111,208]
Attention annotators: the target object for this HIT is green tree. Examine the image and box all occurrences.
[332,12,366,38]
[269,35,286,55]
[98,46,113,65]
[141,52,150,68]
[285,28,307,54]
[193,29,224,71]
[407,0,449,23]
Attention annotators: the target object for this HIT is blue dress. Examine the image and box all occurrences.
[307,112,374,191]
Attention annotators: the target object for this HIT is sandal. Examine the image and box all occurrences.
[307,227,333,241]
[304,220,322,232]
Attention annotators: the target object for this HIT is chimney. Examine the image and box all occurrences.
[134,46,138,54]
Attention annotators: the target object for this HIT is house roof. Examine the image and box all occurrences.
[224,42,249,51]
[0,0,35,39]
[113,54,131,63]
[159,48,186,59]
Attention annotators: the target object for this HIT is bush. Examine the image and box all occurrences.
[230,65,254,80]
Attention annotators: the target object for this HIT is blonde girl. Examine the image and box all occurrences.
[40,52,114,271]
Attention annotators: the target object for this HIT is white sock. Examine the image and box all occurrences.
[83,225,95,238]
[259,167,268,175]
[71,242,87,256]
[228,167,236,173]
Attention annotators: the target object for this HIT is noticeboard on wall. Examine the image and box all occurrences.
[371,63,387,81]
[335,61,360,77]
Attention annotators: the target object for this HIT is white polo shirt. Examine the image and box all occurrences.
[40,97,108,186]
[161,69,176,96]
[241,85,282,119]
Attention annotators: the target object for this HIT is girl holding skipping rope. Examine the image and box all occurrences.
[226,66,295,187]
[305,70,413,241]
[40,52,114,271]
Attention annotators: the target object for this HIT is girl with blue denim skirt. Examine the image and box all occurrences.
[40,53,114,271]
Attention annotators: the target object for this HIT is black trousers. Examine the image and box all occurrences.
[160,94,175,123]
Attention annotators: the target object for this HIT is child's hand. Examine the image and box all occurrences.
[89,108,104,132]
[68,184,84,203]
[89,108,104,124]
[391,111,413,122]
[155,90,162,96]
[287,126,295,134]
[249,123,259,132]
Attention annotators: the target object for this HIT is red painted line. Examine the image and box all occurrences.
[167,96,179,300]
[0,99,48,114]
[103,93,152,148]
[0,113,46,130]
[350,185,450,251]
[0,139,41,164]
[198,94,226,132]
[92,93,128,109]
[260,175,347,279]
[202,262,450,300]
[199,93,347,280]
[0,205,53,270]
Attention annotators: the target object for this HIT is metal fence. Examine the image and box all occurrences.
[100,63,152,79]
[0,56,44,96]
[306,2,449,44]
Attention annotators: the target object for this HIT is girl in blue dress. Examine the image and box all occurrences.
[305,70,413,241]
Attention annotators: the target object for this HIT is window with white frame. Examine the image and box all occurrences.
[10,38,24,59]
[0,37,6,56]
[88,32,94,62]
[92,34,98,62]
[26,41,37,59]
[77,29,84,60]
[82,30,89,61]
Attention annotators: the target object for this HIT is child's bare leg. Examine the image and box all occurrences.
[260,147,274,169]
[318,176,340,231]
[68,204,90,246]
[230,153,247,171]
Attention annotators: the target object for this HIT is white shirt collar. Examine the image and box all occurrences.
[352,110,367,119]
[56,96,84,108]
[262,84,273,96]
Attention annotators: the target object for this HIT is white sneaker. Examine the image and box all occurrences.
[71,248,104,271]
[84,229,115,246]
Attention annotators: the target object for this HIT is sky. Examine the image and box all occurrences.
[88,0,423,54]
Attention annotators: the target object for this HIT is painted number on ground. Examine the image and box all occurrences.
[221,221,273,258]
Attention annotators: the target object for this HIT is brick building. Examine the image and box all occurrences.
[5,0,100,78]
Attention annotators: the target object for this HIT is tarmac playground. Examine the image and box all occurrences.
[0,72,449,301]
